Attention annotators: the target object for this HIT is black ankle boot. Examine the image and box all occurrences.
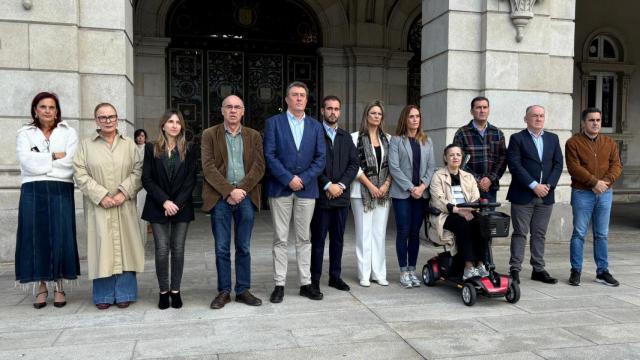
[170,291,182,309]
[158,292,170,310]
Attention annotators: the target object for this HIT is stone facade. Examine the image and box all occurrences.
[1,0,639,261]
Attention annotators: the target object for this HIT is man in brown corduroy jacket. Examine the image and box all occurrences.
[565,107,623,287]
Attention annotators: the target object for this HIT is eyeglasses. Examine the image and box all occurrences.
[96,115,118,123]
[223,105,243,111]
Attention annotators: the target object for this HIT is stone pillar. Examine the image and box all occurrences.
[421,0,576,241]
[134,37,170,140]
[332,47,413,133]
[78,0,135,138]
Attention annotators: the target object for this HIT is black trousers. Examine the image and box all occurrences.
[310,206,349,282]
[443,213,487,263]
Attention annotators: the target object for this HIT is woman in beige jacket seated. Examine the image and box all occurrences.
[429,144,489,280]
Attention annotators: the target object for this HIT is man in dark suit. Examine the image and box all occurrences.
[507,105,563,284]
[264,81,326,303]
[202,95,265,309]
[310,95,359,293]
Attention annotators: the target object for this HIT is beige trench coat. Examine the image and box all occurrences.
[428,167,480,253]
[73,132,144,280]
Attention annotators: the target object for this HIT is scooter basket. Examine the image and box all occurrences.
[487,212,510,237]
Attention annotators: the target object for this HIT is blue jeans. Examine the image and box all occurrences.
[569,188,612,274]
[211,198,255,294]
[393,197,426,270]
[92,272,137,304]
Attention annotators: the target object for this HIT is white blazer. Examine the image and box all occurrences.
[16,121,78,184]
[350,131,392,199]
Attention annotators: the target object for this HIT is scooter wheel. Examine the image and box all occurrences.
[461,283,477,306]
[505,281,521,304]
[422,263,436,287]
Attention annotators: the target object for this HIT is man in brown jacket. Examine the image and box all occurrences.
[201,95,265,308]
[566,107,623,287]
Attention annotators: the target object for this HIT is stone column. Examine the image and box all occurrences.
[421,0,576,241]
[78,0,135,138]
[134,37,170,140]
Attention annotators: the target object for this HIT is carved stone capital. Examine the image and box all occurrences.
[509,0,537,42]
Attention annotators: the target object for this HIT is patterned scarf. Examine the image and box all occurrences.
[357,130,390,212]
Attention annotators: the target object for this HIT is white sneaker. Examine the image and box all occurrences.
[409,271,421,287]
[476,265,490,277]
[359,279,371,287]
[399,272,413,288]
[463,267,479,280]
[374,279,389,286]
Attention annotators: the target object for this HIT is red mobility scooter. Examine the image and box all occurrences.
[422,200,520,306]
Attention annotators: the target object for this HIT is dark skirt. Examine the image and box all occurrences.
[15,181,80,283]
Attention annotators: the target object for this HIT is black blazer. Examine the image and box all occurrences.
[316,127,359,209]
[506,129,563,205]
[141,142,197,223]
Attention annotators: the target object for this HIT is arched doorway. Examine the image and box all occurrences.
[166,0,321,138]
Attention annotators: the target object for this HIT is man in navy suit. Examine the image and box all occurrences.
[507,105,563,284]
[264,81,326,303]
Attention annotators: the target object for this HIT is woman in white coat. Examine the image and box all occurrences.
[351,100,392,287]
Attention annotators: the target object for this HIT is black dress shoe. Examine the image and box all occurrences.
[158,292,170,310]
[328,278,351,291]
[299,284,323,300]
[170,291,183,309]
[236,290,262,306]
[210,291,231,309]
[531,270,558,284]
[270,286,284,303]
[510,270,520,284]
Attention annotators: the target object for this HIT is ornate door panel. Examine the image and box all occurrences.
[246,54,284,131]
[207,51,244,126]
[287,55,318,119]
[168,48,204,205]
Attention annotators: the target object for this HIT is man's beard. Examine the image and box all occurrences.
[323,116,338,125]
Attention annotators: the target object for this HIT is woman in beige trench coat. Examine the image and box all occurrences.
[73,103,144,310]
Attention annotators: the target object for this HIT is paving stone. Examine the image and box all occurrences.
[536,343,640,359]
[567,323,640,344]
[389,319,495,338]
[590,307,640,323]
[0,341,135,360]
[439,351,546,360]
[478,310,613,331]
[0,329,61,350]
[372,301,526,322]
[218,341,423,360]
[515,295,636,313]
[134,330,297,358]
[408,328,592,358]
[291,323,401,346]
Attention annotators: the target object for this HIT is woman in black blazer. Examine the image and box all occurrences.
[142,109,196,309]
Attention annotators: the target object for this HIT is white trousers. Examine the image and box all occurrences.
[270,195,316,286]
[351,198,389,282]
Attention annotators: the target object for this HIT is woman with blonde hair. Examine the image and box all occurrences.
[389,105,436,288]
[74,103,144,309]
[141,109,196,309]
[350,100,392,287]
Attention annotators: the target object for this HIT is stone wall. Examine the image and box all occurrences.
[0,0,134,262]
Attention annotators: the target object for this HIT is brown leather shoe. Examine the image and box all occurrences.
[235,290,262,306]
[116,301,131,308]
[210,291,231,309]
[96,303,111,310]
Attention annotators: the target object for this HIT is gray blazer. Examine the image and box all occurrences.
[388,135,437,199]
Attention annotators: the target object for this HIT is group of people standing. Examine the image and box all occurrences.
[14,85,622,311]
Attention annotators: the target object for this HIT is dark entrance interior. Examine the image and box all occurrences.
[166,0,321,206]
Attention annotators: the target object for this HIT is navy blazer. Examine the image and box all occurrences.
[316,127,359,209]
[506,129,563,205]
[141,142,197,223]
[263,112,326,199]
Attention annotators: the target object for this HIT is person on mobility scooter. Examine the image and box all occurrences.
[423,144,520,306]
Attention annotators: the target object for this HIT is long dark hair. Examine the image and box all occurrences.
[154,109,188,161]
[30,92,61,128]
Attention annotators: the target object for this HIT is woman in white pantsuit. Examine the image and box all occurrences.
[351,100,392,287]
